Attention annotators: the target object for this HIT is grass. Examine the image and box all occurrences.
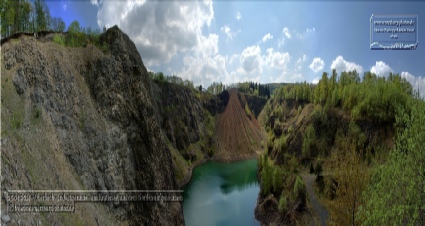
[11,112,22,129]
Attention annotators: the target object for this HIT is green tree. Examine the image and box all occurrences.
[261,157,273,196]
[34,0,46,30]
[302,125,316,158]
[360,99,425,225]
[327,142,369,226]
[67,20,81,33]
[272,166,284,194]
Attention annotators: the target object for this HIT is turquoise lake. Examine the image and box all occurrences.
[183,159,260,226]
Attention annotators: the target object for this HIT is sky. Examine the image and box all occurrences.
[47,0,425,96]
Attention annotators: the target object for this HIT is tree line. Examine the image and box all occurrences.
[1,0,61,38]
[238,81,271,99]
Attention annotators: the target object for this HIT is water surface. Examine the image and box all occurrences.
[183,159,260,226]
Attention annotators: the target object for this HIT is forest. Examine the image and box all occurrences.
[258,69,424,225]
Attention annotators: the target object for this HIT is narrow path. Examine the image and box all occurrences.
[301,174,329,226]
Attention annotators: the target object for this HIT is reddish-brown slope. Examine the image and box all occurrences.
[216,88,264,160]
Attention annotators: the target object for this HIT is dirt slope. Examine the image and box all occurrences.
[216,88,264,160]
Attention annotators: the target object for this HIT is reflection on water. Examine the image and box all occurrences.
[183,159,260,226]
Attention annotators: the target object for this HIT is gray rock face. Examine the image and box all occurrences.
[1,26,184,225]
[1,214,11,223]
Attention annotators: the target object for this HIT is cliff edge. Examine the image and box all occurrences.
[1,26,184,225]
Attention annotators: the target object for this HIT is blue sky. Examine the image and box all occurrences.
[47,0,425,96]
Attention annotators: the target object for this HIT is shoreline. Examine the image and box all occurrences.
[178,152,260,188]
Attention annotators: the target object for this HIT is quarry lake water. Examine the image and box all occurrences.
[183,159,260,226]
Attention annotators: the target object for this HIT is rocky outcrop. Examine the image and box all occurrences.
[1,26,183,225]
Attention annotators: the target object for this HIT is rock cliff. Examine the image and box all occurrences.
[1,26,183,225]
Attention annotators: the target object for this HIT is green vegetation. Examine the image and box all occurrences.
[1,0,108,52]
[244,102,252,116]
[238,81,271,99]
[278,194,287,212]
[53,35,65,46]
[11,112,22,129]
[0,0,66,37]
[359,98,425,225]
[148,72,197,90]
[207,82,225,95]
[260,68,422,224]
[302,125,316,158]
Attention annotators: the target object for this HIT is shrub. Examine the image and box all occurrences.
[272,166,284,194]
[274,135,287,153]
[278,195,287,212]
[293,175,305,196]
[53,35,65,46]
[261,157,272,196]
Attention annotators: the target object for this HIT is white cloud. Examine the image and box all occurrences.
[90,0,99,6]
[95,0,214,66]
[220,25,240,42]
[180,54,228,87]
[239,45,263,74]
[401,72,425,98]
[370,61,393,77]
[63,2,67,11]
[265,48,290,70]
[296,27,315,39]
[283,27,291,39]
[235,11,241,20]
[278,27,292,48]
[312,77,320,84]
[295,54,307,70]
[309,57,325,73]
[261,33,273,43]
[330,56,363,74]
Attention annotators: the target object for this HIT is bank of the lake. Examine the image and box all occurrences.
[182,159,260,226]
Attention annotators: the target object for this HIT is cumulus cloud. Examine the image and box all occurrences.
[261,33,273,43]
[283,27,291,39]
[180,54,228,87]
[265,48,290,70]
[312,77,320,84]
[240,45,262,74]
[330,56,363,74]
[401,72,425,98]
[278,27,292,48]
[220,25,240,42]
[235,11,241,20]
[309,57,325,73]
[370,61,393,77]
[95,0,214,66]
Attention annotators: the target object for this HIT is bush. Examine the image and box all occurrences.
[293,175,305,196]
[272,166,284,194]
[302,125,316,158]
[53,35,65,46]
[278,195,287,212]
[261,157,272,196]
[274,135,287,153]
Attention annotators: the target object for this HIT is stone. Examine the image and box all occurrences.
[1,214,11,223]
